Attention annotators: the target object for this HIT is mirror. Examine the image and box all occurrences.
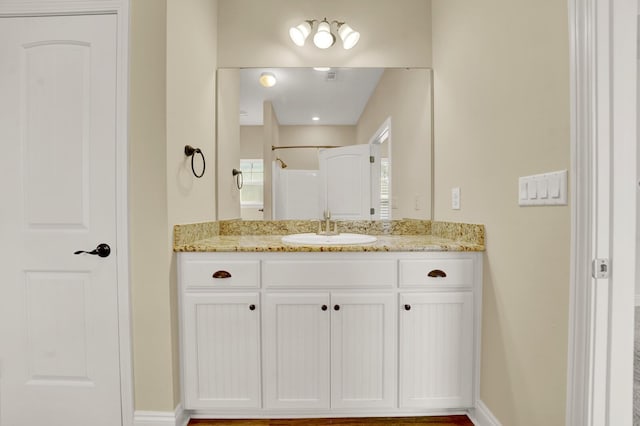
[216,67,433,221]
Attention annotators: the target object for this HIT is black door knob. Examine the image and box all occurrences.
[74,243,111,258]
[404,304,411,311]
[249,304,256,311]
[334,305,340,311]
[321,305,328,311]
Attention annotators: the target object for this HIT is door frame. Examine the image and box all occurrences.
[0,2,133,426]
[566,0,637,425]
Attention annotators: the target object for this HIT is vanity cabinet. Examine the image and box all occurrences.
[181,292,261,409]
[399,292,473,409]
[263,292,396,410]
[178,251,482,417]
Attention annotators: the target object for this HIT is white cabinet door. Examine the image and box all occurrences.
[399,292,474,409]
[330,293,397,409]
[263,293,330,409]
[183,293,261,409]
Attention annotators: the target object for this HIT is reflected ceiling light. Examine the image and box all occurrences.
[312,116,320,121]
[289,20,314,46]
[289,18,360,50]
[313,67,331,71]
[259,72,277,88]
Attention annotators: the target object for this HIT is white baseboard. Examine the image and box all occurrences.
[469,400,502,426]
[133,404,189,426]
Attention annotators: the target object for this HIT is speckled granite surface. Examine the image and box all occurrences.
[173,219,485,252]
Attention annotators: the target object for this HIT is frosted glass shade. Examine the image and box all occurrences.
[259,72,277,88]
[338,24,360,49]
[289,21,312,47]
[313,20,335,49]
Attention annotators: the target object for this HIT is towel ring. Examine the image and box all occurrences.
[184,145,205,178]
[232,168,243,189]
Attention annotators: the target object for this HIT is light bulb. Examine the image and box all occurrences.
[338,23,360,49]
[259,72,277,88]
[313,20,336,49]
[289,21,312,47]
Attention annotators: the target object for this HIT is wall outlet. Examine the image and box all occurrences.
[451,187,461,210]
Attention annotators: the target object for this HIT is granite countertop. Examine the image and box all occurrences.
[173,219,485,253]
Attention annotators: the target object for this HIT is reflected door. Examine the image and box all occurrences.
[319,144,379,220]
[0,15,122,426]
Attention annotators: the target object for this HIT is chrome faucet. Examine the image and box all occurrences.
[317,209,339,235]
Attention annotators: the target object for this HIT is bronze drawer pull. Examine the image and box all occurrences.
[212,270,232,279]
[427,269,447,278]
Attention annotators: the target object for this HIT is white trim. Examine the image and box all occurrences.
[0,2,134,426]
[565,0,597,424]
[469,400,502,426]
[134,404,188,426]
[566,0,637,425]
[607,0,637,423]
[188,409,469,419]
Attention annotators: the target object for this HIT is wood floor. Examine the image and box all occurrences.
[188,416,474,425]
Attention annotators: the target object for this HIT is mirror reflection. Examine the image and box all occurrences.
[217,67,433,221]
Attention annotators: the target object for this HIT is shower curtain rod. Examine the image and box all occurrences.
[271,145,341,151]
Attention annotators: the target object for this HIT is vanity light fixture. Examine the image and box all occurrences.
[289,20,314,46]
[259,72,277,88]
[289,18,360,50]
[313,19,335,49]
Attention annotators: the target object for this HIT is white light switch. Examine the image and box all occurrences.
[538,178,549,199]
[519,179,528,201]
[518,170,567,206]
[451,187,461,210]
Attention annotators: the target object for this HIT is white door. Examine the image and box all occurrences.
[0,15,122,426]
[263,293,330,409]
[330,293,396,409]
[319,144,378,220]
[399,292,474,409]
[182,293,261,409]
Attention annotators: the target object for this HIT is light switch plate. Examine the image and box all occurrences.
[518,170,567,206]
[451,187,461,210]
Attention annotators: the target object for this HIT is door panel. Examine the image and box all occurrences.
[183,293,261,409]
[0,15,121,426]
[263,293,330,409]
[399,292,474,409]
[330,293,396,409]
[319,144,376,219]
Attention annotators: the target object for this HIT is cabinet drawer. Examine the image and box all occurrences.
[181,259,260,289]
[263,259,396,288]
[399,259,473,288]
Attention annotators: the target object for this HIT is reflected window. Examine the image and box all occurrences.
[240,159,264,209]
[380,158,390,220]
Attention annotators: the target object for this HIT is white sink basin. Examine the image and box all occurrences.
[281,233,377,246]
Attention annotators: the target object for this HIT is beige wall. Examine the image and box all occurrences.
[431,1,570,425]
[277,125,356,170]
[356,69,432,219]
[129,0,174,411]
[242,125,355,169]
[263,102,280,219]
[217,0,432,68]
[240,126,263,158]
[216,68,241,220]
[130,0,218,411]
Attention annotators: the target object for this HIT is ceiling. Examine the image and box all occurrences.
[239,68,384,126]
